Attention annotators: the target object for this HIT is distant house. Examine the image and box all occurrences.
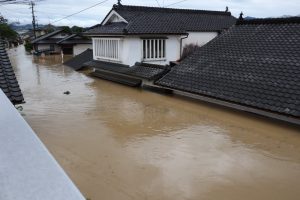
[0,41,24,105]
[57,34,92,56]
[31,30,91,55]
[32,29,71,53]
[156,17,300,125]
[84,2,236,67]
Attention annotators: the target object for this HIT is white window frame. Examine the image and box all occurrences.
[142,39,166,61]
[93,38,121,62]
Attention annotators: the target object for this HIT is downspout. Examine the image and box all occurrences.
[180,33,189,58]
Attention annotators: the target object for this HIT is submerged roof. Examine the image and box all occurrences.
[84,60,169,81]
[156,17,300,118]
[85,4,236,35]
[0,41,24,104]
[64,49,93,70]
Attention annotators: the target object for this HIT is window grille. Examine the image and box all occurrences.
[143,39,166,61]
[93,38,120,61]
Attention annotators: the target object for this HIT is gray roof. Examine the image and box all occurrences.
[84,60,169,81]
[0,41,24,104]
[64,49,93,70]
[85,4,236,35]
[86,22,127,35]
[156,17,300,118]
[31,29,63,43]
[57,34,92,44]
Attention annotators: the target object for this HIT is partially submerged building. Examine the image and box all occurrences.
[57,34,92,56]
[156,17,300,125]
[83,2,236,85]
[32,30,91,55]
[0,41,24,105]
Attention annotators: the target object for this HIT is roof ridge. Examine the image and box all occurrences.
[114,4,232,16]
[237,17,300,25]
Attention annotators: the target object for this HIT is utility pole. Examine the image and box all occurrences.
[30,1,36,39]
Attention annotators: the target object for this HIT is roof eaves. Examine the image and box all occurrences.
[31,29,63,43]
[57,34,77,44]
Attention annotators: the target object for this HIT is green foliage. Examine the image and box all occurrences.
[0,14,17,40]
[0,23,17,40]
[24,41,33,52]
[0,14,8,24]
[71,26,84,34]
[43,24,56,34]
[60,26,72,34]
[0,15,18,40]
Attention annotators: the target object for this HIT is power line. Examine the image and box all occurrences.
[51,0,110,24]
[165,0,189,8]
[0,0,41,5]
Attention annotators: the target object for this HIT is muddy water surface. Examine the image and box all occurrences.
[9,46,300,200]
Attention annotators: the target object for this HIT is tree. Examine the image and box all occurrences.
[0,14,17,40]
[71,26,83,34]
[60,26,72,34]
[0,14,8,24]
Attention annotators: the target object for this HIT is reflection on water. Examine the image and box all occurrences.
[9,46,300,200]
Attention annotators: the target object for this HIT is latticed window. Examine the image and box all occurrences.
[143,39,166,61]
[93,38,120,61]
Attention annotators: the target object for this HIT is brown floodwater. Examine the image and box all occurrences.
[8,46,300,200]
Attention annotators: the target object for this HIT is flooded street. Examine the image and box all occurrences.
[9,46,300,200]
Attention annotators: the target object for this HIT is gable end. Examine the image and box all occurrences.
[101,10,128,25]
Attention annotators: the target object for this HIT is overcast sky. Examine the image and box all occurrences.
[1,0,299,27]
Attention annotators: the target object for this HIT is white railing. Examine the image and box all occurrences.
[143,39,166,61]
[93,38,121,61]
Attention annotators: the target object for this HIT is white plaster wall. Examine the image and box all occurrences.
[122,35,181,66]
[182,32,218,48]
[92,35,183,66]
[121,37,142,66]
[73,44,92,56]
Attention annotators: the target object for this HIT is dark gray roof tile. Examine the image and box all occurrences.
[85,4,236,35]
[0,41,24,104]
[156,17,300,118]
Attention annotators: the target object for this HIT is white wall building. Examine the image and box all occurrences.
[85,3,236,67]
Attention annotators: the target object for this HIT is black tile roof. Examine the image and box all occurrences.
[128,62,170,80]
[85,4,236,35]
[0,41,24,105]
[64,49,93,70]
[91,70,142,87]
[84,60,169,81]
[156,17,300,118]
[86,22,127,35]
